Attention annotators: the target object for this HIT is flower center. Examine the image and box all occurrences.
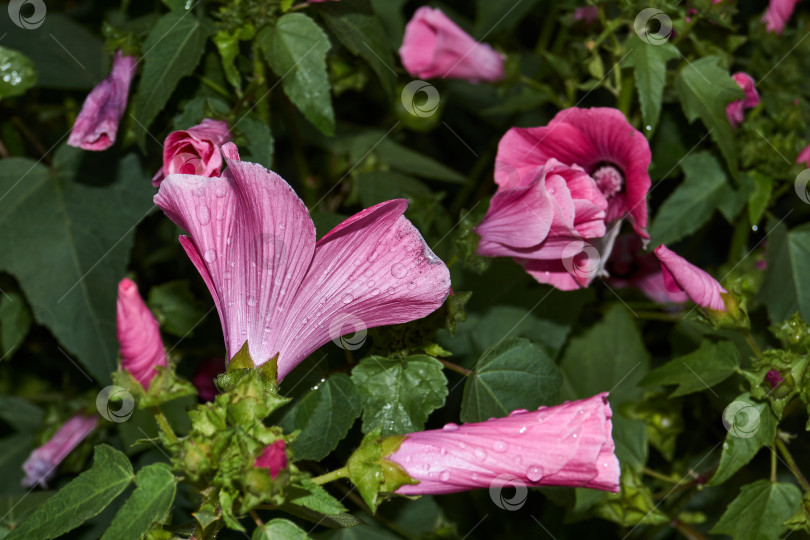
[591,164,624,199]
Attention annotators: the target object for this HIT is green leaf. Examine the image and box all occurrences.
[674,56,744,173]
[640,340,740,397]
[650,151,728,247]
[474,0,541,37]
[279,373,361,461]
[0,397,43,432]
[460,338,562,423]
[259,13,334,136]
[355,171,432,208]
[132,11,214,145]
[747,170,772,226]
[351,355,447,436]
[612,414,648,470]
[375,138,467,184]
[237,115,275,169]
[253,518,310,540]
[759,222,810,323]
[0,291,32,360]
[0,147,155,382]
[0,46,37,98]
[290,478,348,516]
[7,445,134,540]
[147,280,207,337]
[710,480,802,540]
[0,492,54,530]
[708,393,778,486]
[213,25,254,91]
[622,36,679,132]
[101,463,176,540]
[370,0,407,49]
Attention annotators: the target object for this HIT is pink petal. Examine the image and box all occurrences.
[116,278,167,389]
[654,245,727,311]
[796,144,810,167]
[762,0,801,33]
[22,414,98,488]
[153,119,232,188]
[606,235,688,304]
[255,440,288,479]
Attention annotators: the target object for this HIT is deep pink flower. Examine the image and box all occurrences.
[152,119,232,187]
[154,143,451,381]
[193,357,225,402]
[654,245,727,311]
[573,6,599,24]
[763,0,801,33]
[22,414,98,488]
[255,440,288,479]
[67,51,137,151]
[399,7,505,83]
[726,73,759,128]
[797,144,810,167]
[117,278,167,389]
[387,393,620,495]
[496,107,652,237]
[765,369,785,388]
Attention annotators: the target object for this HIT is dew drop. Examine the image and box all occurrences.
[471,473,479,481]
[421,463,430,472]
[203,249,217,263]
[215,186,227,198]
[391,263,408,279]
[371,288,380,297]
[301,317,308,325]
[367,280,375,288]
[341,293,354,304]
[247,297,258,307]
[278,222,285,230]
[193,186,205,197]
[407,282,416,291]
[459,442,466,449]
[527,465,544,482]
[572,433,578,438]
[439,471,450,482]
[509,409,529,417]
[442,423,459,432]
[439,447,447,456]
[493,441,507,453]
[387,287,396,295]
[196,205,211,225]
[474,448,487,461]
[519,426,528,434]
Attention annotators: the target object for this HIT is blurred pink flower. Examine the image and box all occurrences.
[117,278,167,389]
[154,143,451,381]
[654,245,727,311]
[67,51,137,151]
[22,414,98,488]
[387,393,620,495]
[797,144,810,167]
[574,6,599,24]
[193,357,225,402]
[255,440,288,479]
[726,72,759,128]
[152,119,232,187]
[607,235,688,305]
[399,7,505,83]
[763,0,801,33]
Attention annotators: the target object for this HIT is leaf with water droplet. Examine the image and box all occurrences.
[0,46,37,99]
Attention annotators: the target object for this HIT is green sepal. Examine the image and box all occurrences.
[346,428,416,512]
[704,290,751,330]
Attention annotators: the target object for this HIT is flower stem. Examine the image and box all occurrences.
[743,331,763,358]
[440,359,472,377]
[311,466,349,485]
[153,408,178,445]
[643,466,679,484]
[634,311,679,322]
[771,445,778,483]
[249,509,263,528]
[776,438,810,490]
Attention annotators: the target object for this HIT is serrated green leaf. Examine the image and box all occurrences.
[290,478,347,516]
[759,221,810,323]
[253,518,310,540]
[0,46,37,98]
[710,480,801,539]
[351,355,447,435]
[747,171,772,226]
[460,337,562,423]
[623,36,679,132]
[370,0,407,49]
[7,445,133,540]
[0,291,31,360]
[237,115,275,169]
[0,492,54,530]
[213,25,254,91]
[259,13,334,136]
[101,463,176,540]
[640,340,739,397]
[147,280,207,337]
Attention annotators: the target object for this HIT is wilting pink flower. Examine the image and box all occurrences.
[154,143,451,381]
[607,235,688,305]
[763,0,801,33]
[387,393,620,495]
[654,245,727,311]
[67,51,137,151]
[573,6,599,24]
[797,144,810,167]
[399,7,505,83]
[496,108,652,237]
[255,440,288,479]
[152,119,232,187]
[117,278,167,389]
[193,357,224,402]
[726,73,759,128]
[22,414,98,488]
[765,369,785,388]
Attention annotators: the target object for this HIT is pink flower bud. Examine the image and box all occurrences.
[152,119,232,187]
[654,245,727,311]
[22,413,98,488]
[726,72,759,128]
[255,440,288,479]
[116,278,167,389]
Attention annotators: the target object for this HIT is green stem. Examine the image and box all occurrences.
[776,438,810,490]
[153,408,179,445]
[643,466,679,484]
[771,445,778,483]
[634,311,679,322]
[744,331,763,359]
[440,359,472,377]
[196,75,232,100]
[672,519,709,540]
[533,5,559,54]
[311,466,349,485]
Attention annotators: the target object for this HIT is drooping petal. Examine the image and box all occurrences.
[152,119,232,187]
[654,245,727,311]
[22,414,98,488]
[116,278,167,389]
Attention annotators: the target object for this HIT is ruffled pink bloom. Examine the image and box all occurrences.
[22,414,98,488]
[797,144,810,167]
[388,393,620,495]
[607,235,688,304]
[117,278,167,389]
[152,119,232,187]
[654,245,727,311]
[67,51,137,151]
[763,0,801,33]
[255,440,288,479]
[154,143,451,381]
[726,73,759,128]
[573,6,599,24]
[496,107,652,237]
[399,7,505,83]
[193,357,225,402]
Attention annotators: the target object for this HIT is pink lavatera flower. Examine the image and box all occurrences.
[117,278,168,389]
[399,7,505,83]
[796,144,810,167]
[763,0,801,33]
[387,393,620,495]
[67,51,137,151]
[496,107,652,237]
[152,119,232,187]
[22,413,98,488]
[607,235,688,305]
[255,440,288,479]
[726,72,759,128]
[154,143,451,381]
[654,245,727,311]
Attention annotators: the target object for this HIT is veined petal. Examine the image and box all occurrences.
[654,245,727,311]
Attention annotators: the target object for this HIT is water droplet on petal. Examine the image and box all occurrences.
[387,287,396,295]
[196,205,211,225]
[471,473,479,481]
[367,280,375,288]
[391,263,408,279]
[341,293,353,304]
[247,297,258,307]
[215,186,227,198]
[493,441,507,453]
[407,282,416,291]
[519,426,528,434]
[421,463,430,472]
[527,465,544,482]
[203,249,216,263]
[439,447,447,456]
[371,288,380,296]
[474,448,487,461]
[509,409,529,417]
[442,423,459,432]
[439,471,450,482]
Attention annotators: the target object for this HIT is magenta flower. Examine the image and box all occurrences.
[117,278,167,389]
[67,51,137,151]
[653,245,727,311]
[154,143,451,381]
[797,144,810,167]
[22,414,98,488]
[765,370,785,388]
[399,7,505,83]
[255,440,288,479]
[496,108,652,237]
[763,0,801,33]
[573,6,599,24]
[726,72,760,128]
[152,119,232,187]
[387,393,620,495]
[607,235,688,305]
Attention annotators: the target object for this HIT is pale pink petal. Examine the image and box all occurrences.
[22,414,98,488]
[763,0,801,33]
[654,245,727,311]
[152,119,232,187]
[116,278,167,389]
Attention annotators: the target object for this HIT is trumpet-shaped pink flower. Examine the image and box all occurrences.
[797,144,810,167]
[763,0,801,33]
[22,414,98,488]
[117,278,167,389]
[495,107,651,237]
[154,143,451,381]
[387,393,620,495]
[255,440,288,479]
[726,72,760,128]
[152,119,232,187]
[67,51,137,151]
[654,245,727,311]
[399,7,505,83]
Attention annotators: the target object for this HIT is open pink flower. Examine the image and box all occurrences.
[154,143,451,381]
[387,393,620,495]
[152,119,232,187]
[67,51,137,151]
[654,245,727,311]
[726,73,759,128]
[496,108,651,237]
[399,7,505,83]
[117,278,167,389]
[22,414,98,488]
[763,0,801,33]
[255,440,288,479]
[797,144,810,167]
